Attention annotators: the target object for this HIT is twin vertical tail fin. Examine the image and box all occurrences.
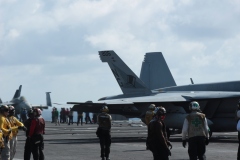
[46,92,52,107]
[140,52,176,89]
[99,50,152,95]
[12,85,22,99]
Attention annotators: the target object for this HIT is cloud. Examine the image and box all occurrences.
[1,0,240,105]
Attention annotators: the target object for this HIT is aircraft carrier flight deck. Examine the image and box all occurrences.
[13,121,238,160]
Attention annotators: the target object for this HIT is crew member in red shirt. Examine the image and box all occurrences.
[28,108,45,160]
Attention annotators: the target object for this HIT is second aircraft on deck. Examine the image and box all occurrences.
[68,50,240,134]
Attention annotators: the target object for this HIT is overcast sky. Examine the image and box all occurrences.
[1,0,240,108]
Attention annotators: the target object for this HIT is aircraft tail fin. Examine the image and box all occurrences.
[46,92,52,107]
[12,85,22,99]
[140,52,176,89]
[99,50,152,95]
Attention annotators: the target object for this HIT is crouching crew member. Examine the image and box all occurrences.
[182,101,209,160]
[96,106,112,160]
[8,106,26,160]
[147,106,172,160]
[28,108,45,160]
[0,105,18,160]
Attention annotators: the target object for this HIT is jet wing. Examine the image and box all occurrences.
[181,91,240,100]
[31,105,49,110]
[68,100,133,110]
[68,100,137,116]
[68,91,240,112]
[0,102,15,106]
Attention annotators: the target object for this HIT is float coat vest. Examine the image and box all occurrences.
[186,112,206,138]
[98,113,112,130]
[145,110,155,126]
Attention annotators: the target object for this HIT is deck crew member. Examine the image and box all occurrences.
[182,101,209,160]
[28,108,45,160]
[96,106,112,160]
[147,106,172,160]
[145,104,156,126]
[8,105,26,160]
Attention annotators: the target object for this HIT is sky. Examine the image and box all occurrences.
[1,0,240,115]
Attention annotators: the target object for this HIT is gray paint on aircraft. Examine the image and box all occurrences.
[140,52,176,89]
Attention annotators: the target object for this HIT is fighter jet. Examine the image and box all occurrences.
[0,85,52,116]
[68,50,240,133]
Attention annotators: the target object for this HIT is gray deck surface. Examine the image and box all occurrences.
[13,121,238,160]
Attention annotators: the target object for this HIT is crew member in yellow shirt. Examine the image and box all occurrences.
[0,105,17,160]
[0,128,4,153]
[8,105,26,160]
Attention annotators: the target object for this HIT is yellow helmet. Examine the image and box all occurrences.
[101,106,109,113]
[148,104,156,111]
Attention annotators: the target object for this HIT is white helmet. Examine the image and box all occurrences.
[189,101,200,111]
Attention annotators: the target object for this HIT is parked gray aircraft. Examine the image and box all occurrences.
[0,85,52,115]
[68,50,240,133]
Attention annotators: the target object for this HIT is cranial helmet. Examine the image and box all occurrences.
[101,106,109,113]
[0,105,9,113]
[155,106,166,117]
[28,108,34,117]
[189,101,200,111]
[148,104,156,111]
[33,108,42,116]
[8,105,15,116]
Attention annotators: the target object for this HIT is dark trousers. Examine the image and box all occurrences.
[77,116,83,125]
[68,116,73,125]
[51,116,54,123]
[238,131,240,160]
[32,135,44,160]
[21,115,27,123]
[188,136,206,160]
[99,134,111,158]
[24,137,32,160]
[85,116,92,124]
[149,142,169,160]
[60,115,63,123]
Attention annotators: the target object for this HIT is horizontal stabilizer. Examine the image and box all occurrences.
[99,50,152,95]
